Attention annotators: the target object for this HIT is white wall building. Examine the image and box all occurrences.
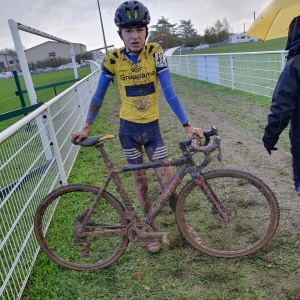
[24,41,87,64]
[229,33,259,44]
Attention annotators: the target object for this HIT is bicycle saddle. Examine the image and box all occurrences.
[78,134,116,147]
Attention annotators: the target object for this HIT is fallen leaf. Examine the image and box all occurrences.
[133,272,143,280]
[194,284,204,294]
[142,285,151,291]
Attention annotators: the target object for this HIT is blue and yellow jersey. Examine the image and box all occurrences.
[101,43,168,123]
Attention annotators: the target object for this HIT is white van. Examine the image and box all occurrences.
[0,72,13,79]
[194,44,209,50]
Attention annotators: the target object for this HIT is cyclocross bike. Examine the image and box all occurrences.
[34,126,280,271]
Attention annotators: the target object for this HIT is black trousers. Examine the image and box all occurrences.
[290,103,300,188]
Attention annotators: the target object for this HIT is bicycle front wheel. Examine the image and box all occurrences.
[34,184,129,270]
[176,169,279,258]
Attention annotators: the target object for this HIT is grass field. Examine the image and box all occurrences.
[0,68,91,132]
[187,37,287,55]
[21,75,300,300]
[4,41,300,299]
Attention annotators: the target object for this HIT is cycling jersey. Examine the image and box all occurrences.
[102,42,171,123]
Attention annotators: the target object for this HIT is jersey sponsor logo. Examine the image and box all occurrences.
[120,70,155,81]
[133,98,151,112]
[155,52,167,68]
[125,82,155,97]
[131,65,142,73]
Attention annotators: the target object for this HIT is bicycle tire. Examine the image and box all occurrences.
[34,184,129,270]
[176,169,279,258]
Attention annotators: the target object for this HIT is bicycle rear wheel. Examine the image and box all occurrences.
[34,184,128,270]
[176,169,279,258]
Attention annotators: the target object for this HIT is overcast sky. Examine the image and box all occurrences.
[1,0,272,52]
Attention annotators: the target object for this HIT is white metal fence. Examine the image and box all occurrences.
[0,49,289,299]
[0,69,101,300]
[167,50,287,98]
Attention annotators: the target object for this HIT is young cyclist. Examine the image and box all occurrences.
[72,0,203,252]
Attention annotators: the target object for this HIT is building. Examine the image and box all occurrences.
[24,41,87,64]
[0,53,19,71]
[229,33,259,44]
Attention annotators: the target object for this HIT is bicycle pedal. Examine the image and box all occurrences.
[161,234,170,246]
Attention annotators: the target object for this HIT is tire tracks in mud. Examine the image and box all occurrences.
[180,97,300,232]
[157,80,300,234]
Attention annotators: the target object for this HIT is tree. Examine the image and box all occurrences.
[0,48,16,55]
[203,18,231,44]
[204,26,218,44]
[148,16,178,48]
[177,19,197,40]
[75,52,93,64]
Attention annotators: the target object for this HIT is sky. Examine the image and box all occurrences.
[1,0,273,52]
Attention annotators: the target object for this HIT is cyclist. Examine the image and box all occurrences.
[72,0,203,252]
[263,16,300,196]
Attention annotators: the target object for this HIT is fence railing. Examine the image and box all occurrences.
[0,50,288,299]
[0,68,101,300]
[167,50,287,98]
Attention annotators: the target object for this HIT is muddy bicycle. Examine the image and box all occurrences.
[34,126,279,271]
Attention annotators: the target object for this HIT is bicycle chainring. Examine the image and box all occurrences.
[127,222,155,247]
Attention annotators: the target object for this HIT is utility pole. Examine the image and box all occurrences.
[97,0,108,55]
[254,11,256,21]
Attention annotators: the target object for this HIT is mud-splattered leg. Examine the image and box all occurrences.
[131,169,151,215]
[154,166,178,212]
[131,169,161,253]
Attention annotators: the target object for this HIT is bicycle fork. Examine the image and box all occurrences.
[193,174,230,222]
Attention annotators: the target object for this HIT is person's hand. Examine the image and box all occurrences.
[265,146,278,155]
[71,124,91,144]
[184,125,204,139]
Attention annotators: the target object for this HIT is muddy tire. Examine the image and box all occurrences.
[175,169,279,258]
[34,184,128,270]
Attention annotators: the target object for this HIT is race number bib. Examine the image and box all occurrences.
[155,52,167,68]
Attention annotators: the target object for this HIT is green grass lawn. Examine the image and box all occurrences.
[187,37,287,55]
[4,44,300,299]
[21,76,300,300]
[0,68,91,132]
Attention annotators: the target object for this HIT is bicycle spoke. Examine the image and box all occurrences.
[35,185,128,270]
[176,170,279,257]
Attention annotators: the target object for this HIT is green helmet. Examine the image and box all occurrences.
[114,1,151,28]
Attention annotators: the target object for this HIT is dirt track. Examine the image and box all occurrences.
[159,76,300,234]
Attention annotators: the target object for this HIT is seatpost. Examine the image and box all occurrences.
[95,142,114,171]
[95,141,136,215]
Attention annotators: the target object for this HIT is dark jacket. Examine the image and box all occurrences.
[263,16,300,150]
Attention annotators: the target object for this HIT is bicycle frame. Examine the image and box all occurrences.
[78,133,226,234]
[96,141,192,224]
[34,130,280,269]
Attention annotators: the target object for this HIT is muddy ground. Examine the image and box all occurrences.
[158,76,300,235]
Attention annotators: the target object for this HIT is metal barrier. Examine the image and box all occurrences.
[0,49,289,299]
[0,69,101,300]
[166,50,287,98]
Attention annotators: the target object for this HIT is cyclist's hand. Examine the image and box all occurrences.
[184,125,204,139]
[265,146,278,155]
[71,124,91,144]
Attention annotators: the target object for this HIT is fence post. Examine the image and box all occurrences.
[230,54,235,90]
[186,56,190,77]
[281,51,286,71]
[204,56,208,83]
[75,84,86,126]
[13,71,27,116]
[45,107,68,185]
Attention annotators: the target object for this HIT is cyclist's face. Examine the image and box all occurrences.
[120,26,146,53]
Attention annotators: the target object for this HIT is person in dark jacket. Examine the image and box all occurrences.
[263,16,300,195]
